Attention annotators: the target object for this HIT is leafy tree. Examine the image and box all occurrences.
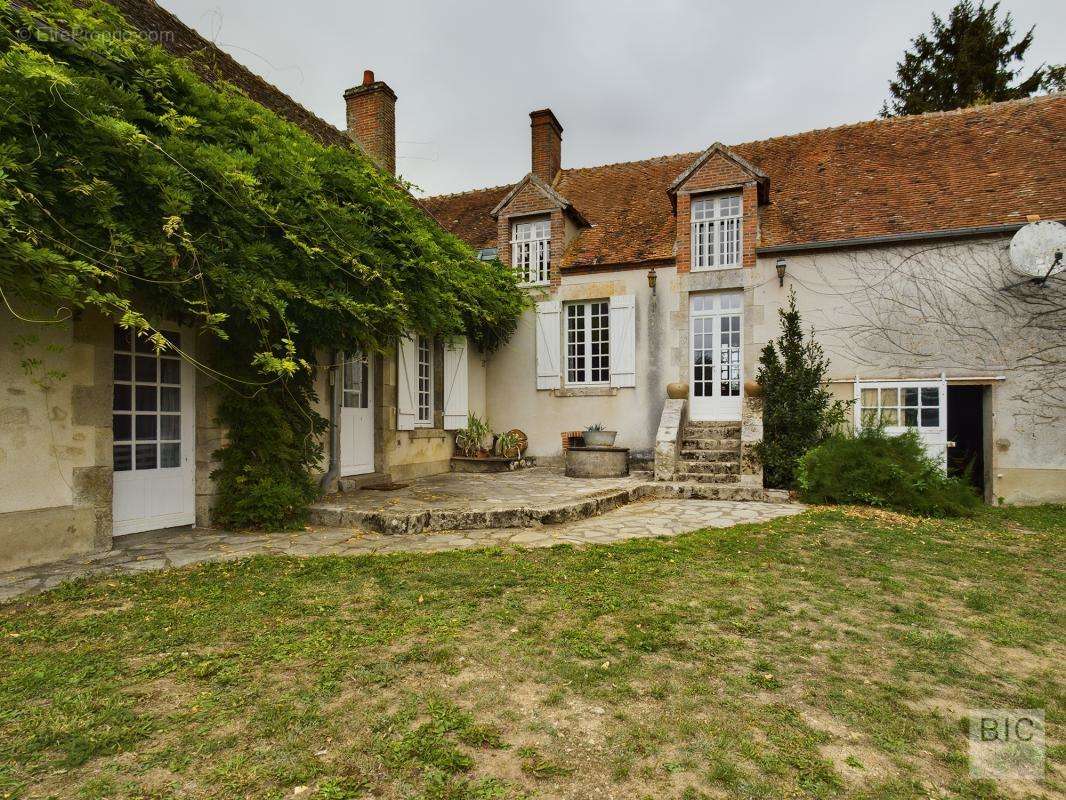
[754,290,849,489]
[881,1,1045,117]
[0,0,527,527]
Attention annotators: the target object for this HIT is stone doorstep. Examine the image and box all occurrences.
[308,482,791,536]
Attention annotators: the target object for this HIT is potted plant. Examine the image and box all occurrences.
[583,423,617,447]
[454,413,491,457]
[495,430,521,459]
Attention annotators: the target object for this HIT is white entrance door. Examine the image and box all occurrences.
[112,326,196,536]
[340,351,374,476]
[689,292,743,421]
[855,378,949,468]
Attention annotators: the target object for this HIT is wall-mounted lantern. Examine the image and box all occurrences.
[775,258,787,287]
[647,267,657,294]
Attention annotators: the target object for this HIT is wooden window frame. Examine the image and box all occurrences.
[691,193,742,271]
[565,300,610,386]
[510,217,551,286]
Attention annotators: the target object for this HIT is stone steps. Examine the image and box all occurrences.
[684,422,741,435]
[676,460,740,475]
[675,472,744,484]
[680,448,740,463]
[681,437,741,449]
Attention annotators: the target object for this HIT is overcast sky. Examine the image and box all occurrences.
[159,0,1064,198]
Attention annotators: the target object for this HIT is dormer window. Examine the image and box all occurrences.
[691,193,741,270]
[511,217,550,285]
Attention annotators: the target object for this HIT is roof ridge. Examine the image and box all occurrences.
[552,93,1066,182]
[421,183,514,202]
[729,92,1065,151]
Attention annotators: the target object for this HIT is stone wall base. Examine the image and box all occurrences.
[0,505,104,572]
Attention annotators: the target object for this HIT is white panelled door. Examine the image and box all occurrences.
[855,378,949,468]
[112,326,196,536]
[340,351,374,476]
[689,292,743,421]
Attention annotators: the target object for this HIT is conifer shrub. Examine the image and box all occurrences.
[797,426,981,517]
[755,290,850,489]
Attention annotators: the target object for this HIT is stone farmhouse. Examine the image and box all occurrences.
[1,0,1063,573]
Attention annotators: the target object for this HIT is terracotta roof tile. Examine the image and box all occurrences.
[423,95,1066,265]
[421,185,512,250]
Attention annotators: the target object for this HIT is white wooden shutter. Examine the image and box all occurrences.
[443,336,468,430]
[610,294,636,388]
[535,300,561,390]
[396,334,417,431]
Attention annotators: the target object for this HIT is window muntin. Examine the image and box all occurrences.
[860,385,940,428]
[691,193,742,270]
[511,218,551,285]
[113,326,182,472]
[416,335,432,425]
[566,301,610,385]
[718,314,741,397]
[343,351,369,409]
[691,295,741,399]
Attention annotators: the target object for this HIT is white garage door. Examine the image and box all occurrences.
[112,326,196,536]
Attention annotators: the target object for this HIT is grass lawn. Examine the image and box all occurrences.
[0,505,1063,800]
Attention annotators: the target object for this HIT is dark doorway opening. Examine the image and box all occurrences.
[947,386,984,493]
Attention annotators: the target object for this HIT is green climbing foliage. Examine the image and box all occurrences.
[0,0,527,527]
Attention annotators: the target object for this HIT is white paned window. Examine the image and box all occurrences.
[416,335,432,426]
[343,351,369,409]
[860,385,941,428]
[566,301,610,385]
[691,193,742,270]
[511,218,551,285]
[112,326,182,472]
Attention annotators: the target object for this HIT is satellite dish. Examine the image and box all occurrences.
[1009,220,1066,280]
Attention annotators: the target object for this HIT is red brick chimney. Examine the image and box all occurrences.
[344,69,397,175]
[530,109,562,184]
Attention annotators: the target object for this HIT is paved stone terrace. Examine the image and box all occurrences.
[324,468,646,513]
[0,499,803,602]
[311,467,787,534]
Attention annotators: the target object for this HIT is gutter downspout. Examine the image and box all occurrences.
[320,352,341,494]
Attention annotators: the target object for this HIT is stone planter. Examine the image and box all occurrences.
[451,456,529,474]
[666,381,689,400]
[565,446,629,478]
[583,430,617,447]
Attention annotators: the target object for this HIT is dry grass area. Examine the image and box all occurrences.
[0,505,1063,799]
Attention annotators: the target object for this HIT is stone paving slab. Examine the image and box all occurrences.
[0,500,804,602]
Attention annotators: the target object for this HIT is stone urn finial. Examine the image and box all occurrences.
[666,381,688,400]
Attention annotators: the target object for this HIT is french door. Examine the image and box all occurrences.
[112,326,196,536]
[855,378,948,468]
[340,351,375,476]
[689,292,743,421]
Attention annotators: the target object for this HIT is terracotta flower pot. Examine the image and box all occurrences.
[743,379,763,398]
[666,382,689,400]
